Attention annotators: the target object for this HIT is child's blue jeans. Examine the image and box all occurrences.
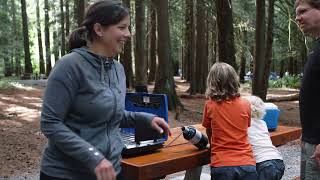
[210,165,257,180]
[256,159,285,180]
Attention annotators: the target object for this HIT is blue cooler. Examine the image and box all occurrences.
[263,103,280,131]
[121,92,169,141]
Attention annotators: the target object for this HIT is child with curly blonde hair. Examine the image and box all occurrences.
[202,62,257,180]
[244,95,285,180]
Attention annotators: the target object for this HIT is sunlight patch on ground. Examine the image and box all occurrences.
[19,112,40,122]
[10,82,35,91]
[4,106,40,122]
[21,97,41,100]
[0,97,19,103]
[29,102,42,108]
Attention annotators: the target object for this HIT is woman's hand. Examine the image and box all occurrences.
[95,159,116,180]
[311,144,320,167]
[150,117,172,136]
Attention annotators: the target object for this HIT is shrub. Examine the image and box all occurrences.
[268,75,301,89]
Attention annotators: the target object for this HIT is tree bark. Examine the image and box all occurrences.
[252,0,266,99]
[53,6,60,63]
[44,0,52,76]
[195,0,207,94]
[135,0,147,86]
[74,0,85,27]
[36,0,45,75]
[2,0,12,77]
[183,0,193,81]
[262,0,275,100]
[60,0,66,55]
[11,0,20,76]
[152,0,182,110]
[186,0,197,95]
[148,3,157,83]
[21,0,33,74]
[216,0,236,69]
[121,0,134,89]
[239,30,248,83]
[65,0,70,38]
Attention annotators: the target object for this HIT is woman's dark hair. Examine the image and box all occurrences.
[295,0,320,9]
[68,0,129,51]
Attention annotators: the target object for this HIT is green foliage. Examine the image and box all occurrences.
[282,75,301,88]
[0,77,21,90]
[269,75,301,89]
[269,79,283,88]
[169,0,184,64]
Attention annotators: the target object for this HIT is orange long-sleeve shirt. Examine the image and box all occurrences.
[202,97,255,167]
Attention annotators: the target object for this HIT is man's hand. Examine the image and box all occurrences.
[150,117,172,136]
[95,159,116,180]
[311,144,320,167]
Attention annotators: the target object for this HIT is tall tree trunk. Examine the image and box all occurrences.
[183,0,192,81]
[135,0,147,86]
[262,0,275,99]
[121,0,134,89]
[53,31,60,62]
[148,3,157,83]
[186,0,197,95]
[279,59,285,78]
[53,6,60,63]
[288,57,294,75]
[208,4,216,67]
[2,0,12,77]
[293,58,298,75]
[152,0,182,110]
[11,0,20,76]
[239,31,247,83]
[60,0,66,55]
[252,0,266,99]
[44,0,52,76]
[216,0,236,69]
[65,0,70,38]
[21,0,32,74]
[195,0,207,94]
[74,0,85,27]
[36,0,45,74]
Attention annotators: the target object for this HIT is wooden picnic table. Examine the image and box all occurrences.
[121,124,301,180]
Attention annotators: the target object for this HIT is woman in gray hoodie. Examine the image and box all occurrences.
[40,1,171,180]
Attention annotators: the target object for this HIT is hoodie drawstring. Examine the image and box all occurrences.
[113,65,121,93]
[100,57,121,93]
[100,58,106,84]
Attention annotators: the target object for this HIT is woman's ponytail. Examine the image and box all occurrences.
[67,26,87,51]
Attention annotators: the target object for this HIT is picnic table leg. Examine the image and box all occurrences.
[184,166,203,180]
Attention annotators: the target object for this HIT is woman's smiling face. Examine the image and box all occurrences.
[99,15,131,57]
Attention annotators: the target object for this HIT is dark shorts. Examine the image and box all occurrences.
[210,165,257,180]
[256,159,285,180]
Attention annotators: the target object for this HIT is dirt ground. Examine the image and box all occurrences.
[0,79,301,178]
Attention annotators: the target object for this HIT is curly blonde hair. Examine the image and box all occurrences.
[243,95,266,120]
[205,62,240,102]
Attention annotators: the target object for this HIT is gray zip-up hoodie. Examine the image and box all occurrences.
[40,47,155,179]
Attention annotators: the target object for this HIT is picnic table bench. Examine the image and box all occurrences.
[121,124,301,180]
